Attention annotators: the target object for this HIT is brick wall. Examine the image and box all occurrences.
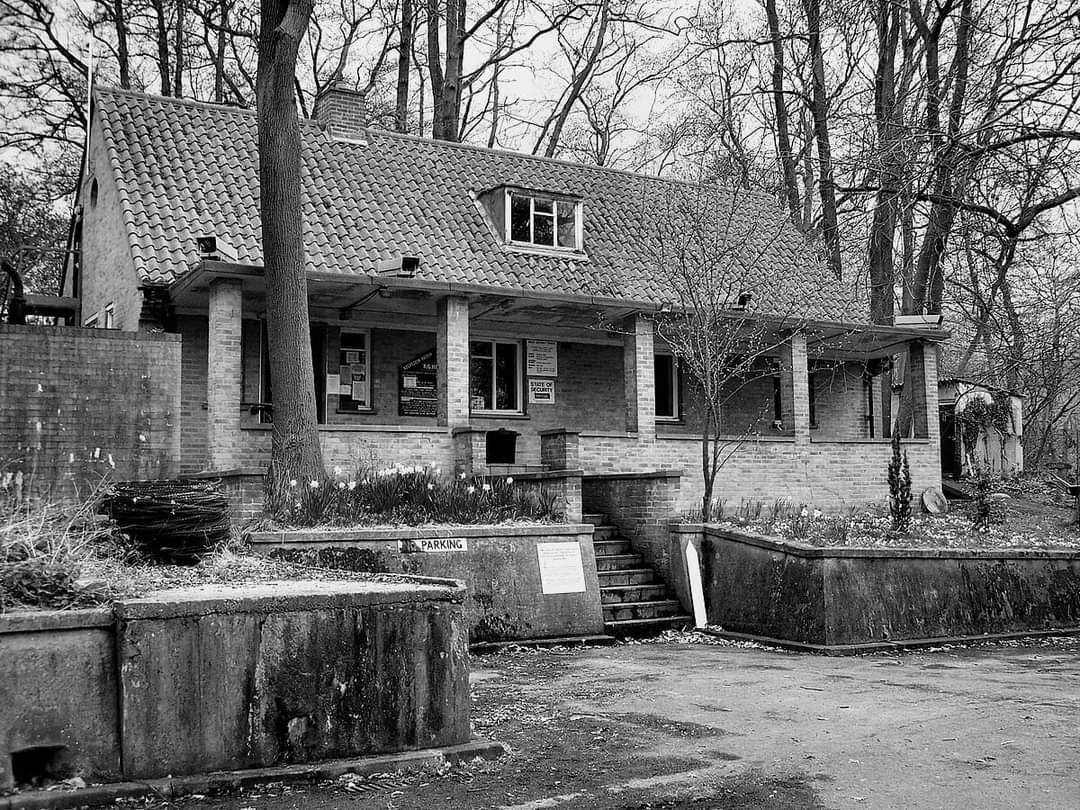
[0,325,181,502]
[580,433,939,515]
[583,472,683,582]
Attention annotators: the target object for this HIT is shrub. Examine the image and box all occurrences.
[887,432,912,533]
[268,465,561,528]
[971,465,996,532]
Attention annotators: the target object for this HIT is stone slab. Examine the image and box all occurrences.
[114,578,464,620]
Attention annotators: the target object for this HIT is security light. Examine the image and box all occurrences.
[375,255,420,278]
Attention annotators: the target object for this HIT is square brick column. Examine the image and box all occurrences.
[437,296,470,428]
[540,429,580,470]
[623,314,655,441]
[207,278,244,470]
[779,333,810,445]
[906,340,939,444]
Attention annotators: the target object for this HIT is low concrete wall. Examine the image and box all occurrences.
[116,580,469,779]
[686,524,1080,646]
[0,610,120,791]
[250,525,604,642]
[0,578,469,789]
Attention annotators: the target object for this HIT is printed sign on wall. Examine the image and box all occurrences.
[536,542,587,594]
[528,378,555,404]
[399,348,438,417]
[526,340,558,377]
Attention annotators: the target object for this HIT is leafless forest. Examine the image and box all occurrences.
[2,0,1078,465]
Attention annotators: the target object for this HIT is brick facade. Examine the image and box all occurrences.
[0,325,181,502]
[623,314,656,440]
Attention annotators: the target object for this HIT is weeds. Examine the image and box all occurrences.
[0,489,120,612]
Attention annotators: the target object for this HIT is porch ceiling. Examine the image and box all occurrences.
[169,261,947,350]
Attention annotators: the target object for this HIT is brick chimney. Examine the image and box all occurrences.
[313,81,368,140]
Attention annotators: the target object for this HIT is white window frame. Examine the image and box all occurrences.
[504,189,583,252]
[103,303,115,329]
[470,338,524,415]
[654,352,680,422]
[337,328,372,412]
[83,313,99,328]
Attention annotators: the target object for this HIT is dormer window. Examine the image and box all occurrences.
[505,190,582,251]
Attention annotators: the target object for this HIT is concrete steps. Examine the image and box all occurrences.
[591,525,691,636]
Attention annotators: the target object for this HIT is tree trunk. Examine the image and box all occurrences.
[213,0,228,102]
[257,0,325,506]
[112,0,131,89]
[426,0,445,137]
[867,0,902,324]
[764,0,801,228]
[801,0,842,278]
[174,0,185,96]
[152,0,171,95]
[395,0,413,132]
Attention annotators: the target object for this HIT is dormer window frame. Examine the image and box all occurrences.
[502,188,584,253]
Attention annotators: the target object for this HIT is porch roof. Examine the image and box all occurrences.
[172,260,946,357]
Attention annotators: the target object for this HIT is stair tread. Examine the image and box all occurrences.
[600,584,667,592]
[604,599,682,608]
[598,568,654,574]
[604,615,694,627]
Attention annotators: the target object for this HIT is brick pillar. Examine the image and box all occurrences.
[623,314,655,440]
[437,296,470,427]
[780,333,810,445]
[907,341,939,444]
[540,429,580,470]
[207,278,243,470]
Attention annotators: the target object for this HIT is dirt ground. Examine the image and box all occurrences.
[124,633,1080,810]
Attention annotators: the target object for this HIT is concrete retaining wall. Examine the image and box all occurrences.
[0,610,120,790]
[250,525,604,642]
[685,524,1080,646]
[0,578,469,789]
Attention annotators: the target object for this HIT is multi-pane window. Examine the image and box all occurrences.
[470,340,521,413]
[655,354,679,420]
[507,192,580,250]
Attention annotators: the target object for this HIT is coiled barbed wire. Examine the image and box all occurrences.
[102,480,231,564]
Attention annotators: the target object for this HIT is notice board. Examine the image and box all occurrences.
[399,348,438,417]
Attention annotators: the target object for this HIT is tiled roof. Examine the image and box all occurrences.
[93,87,864,322]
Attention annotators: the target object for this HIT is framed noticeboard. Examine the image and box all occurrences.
[526,340,558,377]
[337,331,370,412]
[399,348,438,417]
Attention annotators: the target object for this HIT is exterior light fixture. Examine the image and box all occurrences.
[375,255,420,278]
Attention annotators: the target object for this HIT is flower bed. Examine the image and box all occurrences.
[714,496,1080,551]
[268,465,560,528]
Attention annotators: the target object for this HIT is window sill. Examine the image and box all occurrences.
[336,408,375,415]
[504,242,589,261]
[656,417,683,424]
[471,411,529,420]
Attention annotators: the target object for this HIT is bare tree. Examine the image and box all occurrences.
[650,186,817,520]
